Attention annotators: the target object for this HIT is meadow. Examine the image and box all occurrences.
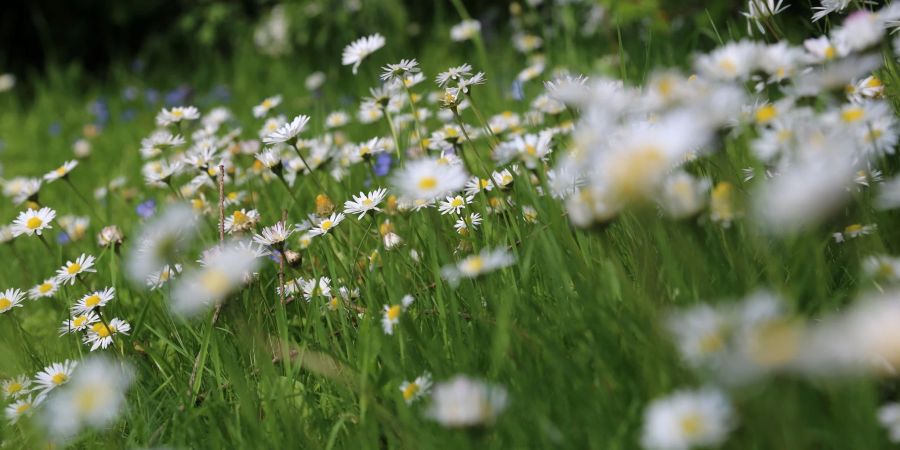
[2,1,900,448]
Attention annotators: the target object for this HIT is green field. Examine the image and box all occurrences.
[2,1,900,448]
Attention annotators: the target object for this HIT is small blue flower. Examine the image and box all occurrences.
[511,80,525,101]
[57,232,71,245]
[48,122,62,136]
[374,153,393,177]
[136,199,157,219]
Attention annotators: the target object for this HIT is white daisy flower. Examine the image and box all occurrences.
[84,318,131,351]
[426,375,508,427]
[33,360,77,397]
[146,264,182,291]
[879,403,900,443]
[451,19,481,42]
[441,247,516,287]
[438,194,473,215]
[263,114,310,144]
[253,221,295,247]
[156,106,200,127]
[436,63,473,87]
[5,395,37,424]
[382,294,414,335]
[43,160,79,183]
[325,111,350,129]
[28,278,58,300]
[55,254,97,285]
[400,372,433,404]
[392,157,468,203]
[641,388,736,450]
[342,33,386,75]
[0,288,26,314]
[71,287,116,315]
[252,95,282,118]
[11,206,55,237]
[454,212,483,235]
[2,375,31,399]
[170,241,262,316]
[309,213,345,236]
[97,225,124,248]
[381,59,420,82]
[59,311,100,336]
[224,209,260,234]
[344,188,387,219]
[301,277,332,301]
[41,356,134,439]
[126,203,198,284]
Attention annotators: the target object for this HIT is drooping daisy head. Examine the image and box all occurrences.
[342,33,386,75]
[43,160,79,183]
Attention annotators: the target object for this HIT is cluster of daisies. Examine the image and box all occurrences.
[5,0,900,446]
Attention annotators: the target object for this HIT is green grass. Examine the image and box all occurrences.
[1,3,899,449]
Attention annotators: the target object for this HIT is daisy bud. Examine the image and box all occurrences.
[97,225,125,249]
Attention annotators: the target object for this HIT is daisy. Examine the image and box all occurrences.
[392,157,468,203]
[641,388,736,450]
[55,254,97,285]
[438,194,473,215]
[41,356,134,440]
[325,111,350,129]
[426,376,508,427]
[454,213,483,235]
[252,95,282,118]
[301,277,332,301]
[11,206,55,237]
[28,278,58,300]
[743,0,789,35]
[33,360,77,396]
[146,264,182,290]
[253,221,294,248]
[344,188,387,219]
[342,33,386,75]
[381,59,420,82]
[464,176,494,196]
[156,106,200,127]
[441,248,515,287]
[879,403,900,443]
[2,375,31,399]
[309,213,345,236]
[436,63,473,87]
[72,287,116,315]
[84,318,131,351]
[43,160,79,183]
[400,372,433,405]
[263,114,310,144]
[451,19,481,42]
[255,149,283,171]
[0,288,26,314]
[812,0,851,22]
[833,223,877,242]
[59,311,100,335]
[97,225,124,248]
[225,209,261,234]
[5,395,36,424]
[381,294,415,335]
[170,241,262,316]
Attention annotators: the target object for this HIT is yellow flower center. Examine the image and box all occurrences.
[841,107,864,123]
[320,220,333,231]
[845,223,863,234]
[362,198,373,206]
[6,382,22,395]
[38,283,53,294]
[200,270,231,296]
[417,176,438,190]
[755,104,777,123]
[0,298,11,310]
[85,294,101,308]
[824,46,835,60]
[73,316,88,327]
[525,144,537,156]
[51,372,68,385]
[387,305,402,320]
[55,166,67,176]
[718,59,737,76]
[450,197,464,207]
[172,109,183,118]
[748,319,801,367]
[402,382,419,400]
[698,331,726,354]
[233,210,248,225]
[462,256,484,274]
[679,413,704,438]
[15,403,30,415]
[26,217,43,230]
[262,99,273,108]
[67,263,82,275]
[94,323,116,338]
[867,77,882,88]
